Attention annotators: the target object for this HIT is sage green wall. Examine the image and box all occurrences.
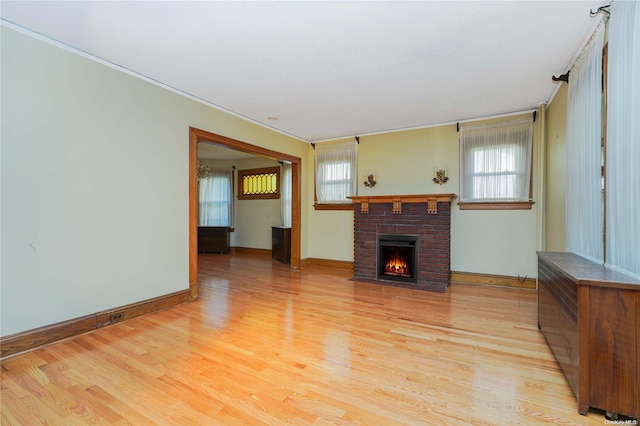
[308,117,540,279]
[1,27,309,336]
[544,84,568,251]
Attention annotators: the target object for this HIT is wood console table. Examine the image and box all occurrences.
[537,251,639,419]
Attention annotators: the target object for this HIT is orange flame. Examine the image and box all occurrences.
[384,255,411,277]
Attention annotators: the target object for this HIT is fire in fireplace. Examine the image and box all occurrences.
[377,235,418,284]
[384,253,411,277]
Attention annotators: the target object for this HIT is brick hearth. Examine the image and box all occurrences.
[349,194,455,292]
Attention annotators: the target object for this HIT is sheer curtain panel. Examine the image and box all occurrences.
[459,117,533,202]
[606,1,640,279]
[315,140,358,204]
[281,162,292,227]
[198,169,233,227]
[565,23,605,264]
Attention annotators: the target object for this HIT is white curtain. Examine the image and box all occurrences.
[198,169,233,227]
[315,140,358,203]
[565,23,605,264]
[281,162,292,227]
[459,117,533,202]
[606,0,640,280]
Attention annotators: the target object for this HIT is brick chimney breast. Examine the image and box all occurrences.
[349,194,455,292]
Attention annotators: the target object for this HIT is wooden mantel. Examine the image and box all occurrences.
[348,193,457,215]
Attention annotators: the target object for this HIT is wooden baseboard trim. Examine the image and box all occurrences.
[0,289,192,360]
[450,271,536,289]
[230,247,271,256]
[303,258,354,270]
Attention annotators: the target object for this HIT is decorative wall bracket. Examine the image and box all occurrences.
[363,173,377,188]
[433,168,449,185]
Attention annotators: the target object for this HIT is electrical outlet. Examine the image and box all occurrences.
[110,312,125,322]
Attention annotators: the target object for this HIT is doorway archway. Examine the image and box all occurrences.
[189,127,302,299]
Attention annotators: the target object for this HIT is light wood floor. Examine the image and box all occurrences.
[2,252,608,425]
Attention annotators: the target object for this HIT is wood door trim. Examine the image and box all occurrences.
[189,127,303,298]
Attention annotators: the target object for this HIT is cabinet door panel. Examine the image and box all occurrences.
[588,287,637,416]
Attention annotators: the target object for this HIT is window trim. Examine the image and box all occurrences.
[313,200,353,210]
[313,179,353,210]
[459,117,535,210]
[458,154,535,210]
[458,200,534,210]
[237,166,280,200]
[313,140,358,209]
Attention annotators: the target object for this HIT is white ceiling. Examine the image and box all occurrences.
[2,1,606,143]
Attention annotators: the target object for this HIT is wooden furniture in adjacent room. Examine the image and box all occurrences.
[537,251,639,420]
[197,226,230,254]
[272,226,291,264]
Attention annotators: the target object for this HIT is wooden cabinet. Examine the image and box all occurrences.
[272,226,291,264]
[537,252,639,419]
[198,226,230,254]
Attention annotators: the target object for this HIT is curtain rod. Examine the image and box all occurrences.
[311,136,360,148]
[552,6,609,84]
[456,111,537,132]
[311,108,538,143]
[590,4,610,17]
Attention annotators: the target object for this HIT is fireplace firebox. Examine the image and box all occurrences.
[377,235,418,284]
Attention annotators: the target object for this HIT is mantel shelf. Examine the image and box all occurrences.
[347,194,457,214]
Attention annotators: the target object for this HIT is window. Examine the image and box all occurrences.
[314,140,358,209]
[198,167,233,227]
[237,167,280,200]
[459,117,534,209]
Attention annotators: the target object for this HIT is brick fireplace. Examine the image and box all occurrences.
[348,194,456,292]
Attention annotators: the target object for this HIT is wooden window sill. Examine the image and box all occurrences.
[313,203,353,211]
[458,201,534,210]
[198,227,235,231]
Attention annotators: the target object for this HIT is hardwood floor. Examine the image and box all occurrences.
[1,252,610,425]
